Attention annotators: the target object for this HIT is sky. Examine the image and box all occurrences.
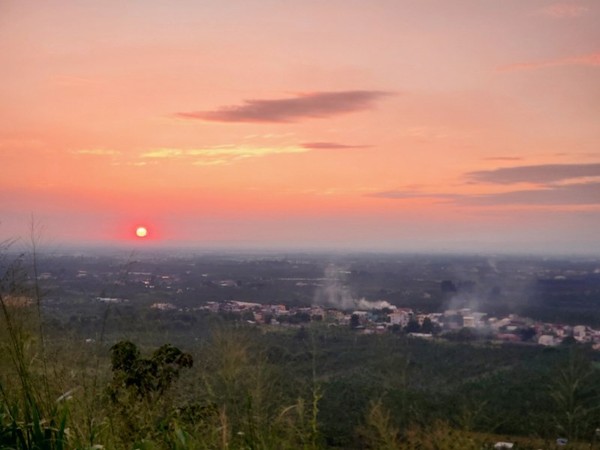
[1,0,599,254]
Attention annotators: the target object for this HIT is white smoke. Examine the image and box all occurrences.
[487,258,500,273]
[314,264,394,311]
[356,298,394,310]
[447,292,482,313]
[313,264,355,309]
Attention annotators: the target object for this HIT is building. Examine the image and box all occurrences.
[538,335,556,346]
[389,309,413,327]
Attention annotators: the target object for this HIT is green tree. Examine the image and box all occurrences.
[109,341,193,398]
[404,319,421,334]
[107,340,194,445]
[420,317,434,334]
[549,350,598,442]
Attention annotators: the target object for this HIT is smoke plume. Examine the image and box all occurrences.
[314,264,393,311]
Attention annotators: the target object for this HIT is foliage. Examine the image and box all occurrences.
[109,341,193,398]
[105,341,194,446]
[0,245,69,449]
[357,400,400,450]
[549,349,600,442]
[4,244,600,448]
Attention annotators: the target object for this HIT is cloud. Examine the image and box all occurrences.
[174,90,391,123]
[369,162,600,207]
[72,149,120,156]
[499,52,600,72]
[301,142,371,149]
[368,191,458,200]
[459,182,600,206]
[466,163,600,184]
[140,149,183,158]
[139,146,307,166]
[243,132,295,140]
[369,183,600,207]
[540,3,588,18]
[137,142,369,166]
[188,147,307,165]
[483,156,524,162]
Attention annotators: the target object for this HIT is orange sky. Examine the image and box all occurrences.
[1,1,599,254]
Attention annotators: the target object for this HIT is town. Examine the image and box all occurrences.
[145,298,600,349]
[25,251,600,350]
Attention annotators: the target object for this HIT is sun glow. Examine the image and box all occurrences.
[136,226,148,238]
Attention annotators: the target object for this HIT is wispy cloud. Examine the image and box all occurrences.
[369,183,600,207]
[540,3,588,18]
[301,142,371,150]
[369,163,600,207]
[140,149,183,158]
[500,52,600,72]
[174,91,391,123]
[458,182,600,206]
[243,132,296,140]
[368,191,458,201]
[483,156,524,162]
[466,163,600,184]
[139,146,307,166]
[72,149,120,156]
[192,147,308,165]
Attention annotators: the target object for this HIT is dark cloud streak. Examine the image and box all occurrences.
[368,191,458,200]
[369,183,600,206]
[175,91,391,123]
[467,163,600,184]
[483,156,523,162]
[369,162,600,207]
[459,182,600,206]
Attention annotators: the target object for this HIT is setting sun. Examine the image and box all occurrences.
[136,226,148,238]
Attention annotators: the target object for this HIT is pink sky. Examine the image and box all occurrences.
[1,1,599,254]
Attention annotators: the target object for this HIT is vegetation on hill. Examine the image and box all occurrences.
[2,246,600,449]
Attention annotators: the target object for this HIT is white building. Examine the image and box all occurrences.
[538,335,556,346]
[462,316,476,328]
[388,309,412,327]
[573,325,587,340]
